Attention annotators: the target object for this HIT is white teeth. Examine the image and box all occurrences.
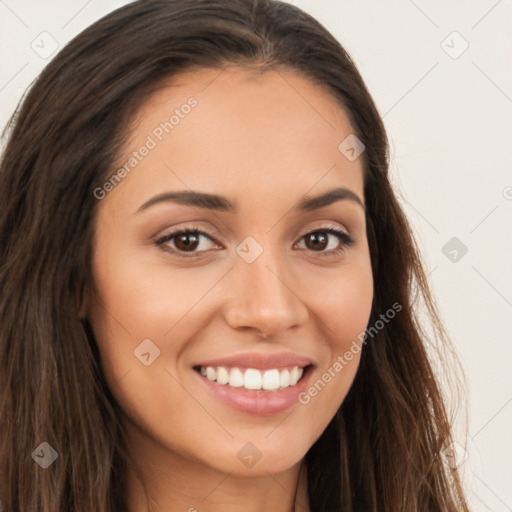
[279,368,290,388]
[206,366,216,381]
[229,368,244,388]
[244,368,262,389]
[217,366,229,385]
[198,365,306,391]
[289,366,302,386]
[262,369,280,390]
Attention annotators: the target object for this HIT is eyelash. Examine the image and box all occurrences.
[155,223,355,259]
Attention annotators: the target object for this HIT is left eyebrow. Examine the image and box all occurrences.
[135,186,364,214]
[296,187,364,211]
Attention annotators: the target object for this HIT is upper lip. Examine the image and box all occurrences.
[194,352,313,370]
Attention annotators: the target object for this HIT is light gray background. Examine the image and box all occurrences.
[1,1,511,510]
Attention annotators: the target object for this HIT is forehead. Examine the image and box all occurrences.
[103,65,364,214]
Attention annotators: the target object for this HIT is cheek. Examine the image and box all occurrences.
[87,247,230,397]
[86,253,204,438]
[305,255,374,350]
[325,272,373,350]
[89,244,219,339]
[296,255,373,418]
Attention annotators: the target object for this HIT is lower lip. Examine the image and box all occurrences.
[195,367,312,415]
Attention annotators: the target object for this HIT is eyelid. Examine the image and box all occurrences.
[302,221,352,239]
[155,221,354,257]
[154,224,221,250]
[294,222,355,256]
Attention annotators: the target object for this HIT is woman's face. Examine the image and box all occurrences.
[86,66,373,477]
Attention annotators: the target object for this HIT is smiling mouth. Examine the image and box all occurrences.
[193,364,311,392]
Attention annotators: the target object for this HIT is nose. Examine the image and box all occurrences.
[222,243,309,339]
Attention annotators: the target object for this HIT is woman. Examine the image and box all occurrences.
[0,0,470,510]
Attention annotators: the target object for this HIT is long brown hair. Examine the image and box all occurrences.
[0,1,470,510]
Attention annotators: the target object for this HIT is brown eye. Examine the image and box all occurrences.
[297,228,354,256]
[156,228,219,256]
[174,232,201,252]
[304,232,329,251]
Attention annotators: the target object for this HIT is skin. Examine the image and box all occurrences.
[84,65,374,512]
